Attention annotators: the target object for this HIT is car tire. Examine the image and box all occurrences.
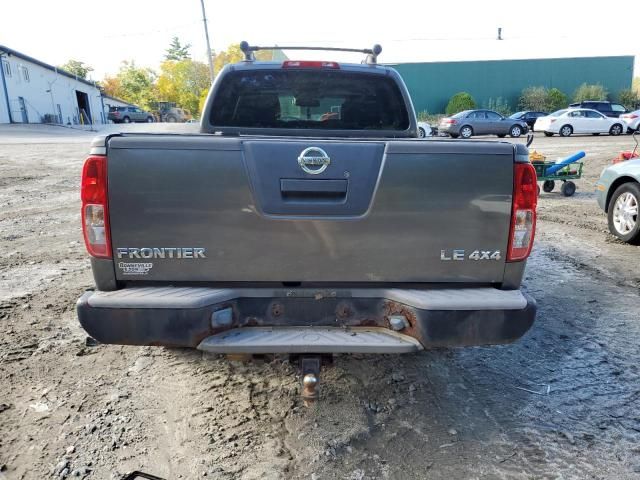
[122,116,131,124]
[542,180,555,193]
[167,115,178,123]
[609,124,623,136]
[460,125,473,139]
[544,132,554,137]
[607,182,640,244]
[561,181,576,196]
[592,133,600,136]
[497,134,506,138]
[449,133,459,139]
[146,117,154,123]
[509,125,523,138]
[418,127,426,138]
[559,125,573,137]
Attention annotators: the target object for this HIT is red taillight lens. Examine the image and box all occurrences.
[282,60,340,69]
[629,114,639,119]
[81,155,111,258]
[507,163,537,262]
[442,118,457,124]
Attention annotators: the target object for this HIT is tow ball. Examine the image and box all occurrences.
[299,356,324,406]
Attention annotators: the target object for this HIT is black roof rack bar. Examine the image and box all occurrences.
[239,41,382,64]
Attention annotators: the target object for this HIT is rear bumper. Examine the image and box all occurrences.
[76,286,536,352]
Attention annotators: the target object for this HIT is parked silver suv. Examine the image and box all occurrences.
[108,106,154,124]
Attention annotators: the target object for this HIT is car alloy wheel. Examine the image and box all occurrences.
[610,124,622,136]
[460,126,473,138]
[418,127,426,138]
[560,125,572,137]
[510,125,522,137]
[612,191,638,236]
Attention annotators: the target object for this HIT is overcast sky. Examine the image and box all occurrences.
[2,0,638,79]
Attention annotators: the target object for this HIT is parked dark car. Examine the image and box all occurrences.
[509,111,548,131]
[108,106,154,124]
[569,101,627,118]
[439,109,528,139]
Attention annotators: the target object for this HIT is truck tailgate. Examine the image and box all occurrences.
[106,135,515,284]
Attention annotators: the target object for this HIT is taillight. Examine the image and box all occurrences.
[442,118,457,125]
[507,163,537,262]
[282,60,340,69]
[628,114,638,119]
[81,155,111,258]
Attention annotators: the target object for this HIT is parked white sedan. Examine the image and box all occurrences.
[535,108,625,137]
[620,109,640,132]
[417,121,433,138]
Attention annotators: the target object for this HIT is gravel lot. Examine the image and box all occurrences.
[1,125,639,479]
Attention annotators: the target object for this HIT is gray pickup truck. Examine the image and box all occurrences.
[77,44,537,388]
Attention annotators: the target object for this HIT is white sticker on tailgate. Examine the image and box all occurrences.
[118,262,153,275]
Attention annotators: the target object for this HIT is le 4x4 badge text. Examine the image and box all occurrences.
[441,249,502,261]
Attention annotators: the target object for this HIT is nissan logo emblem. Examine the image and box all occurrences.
[297,147,331,175]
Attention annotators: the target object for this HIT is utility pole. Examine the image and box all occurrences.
[200,0,215,83]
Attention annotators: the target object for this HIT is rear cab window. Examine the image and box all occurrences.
[209,68,410,131]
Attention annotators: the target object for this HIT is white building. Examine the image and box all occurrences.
[102,95,134,111]
[0,45,106,125]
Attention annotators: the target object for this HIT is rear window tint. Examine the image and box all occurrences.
[209,69,409,131]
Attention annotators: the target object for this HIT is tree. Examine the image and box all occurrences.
[156,59,210,115]
[101,76,122,98]
[59,60,93,79]
[101,61,157,110]
[519,86,568,112]
[618,89,640,111]
[573,83,608,103]
[213,43,272,76]
[519,87,548,111]
[165,37,191,61]
[445,92,476,115]
[546,88,568,112]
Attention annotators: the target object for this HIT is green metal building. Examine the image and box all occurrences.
[391,56,635,114]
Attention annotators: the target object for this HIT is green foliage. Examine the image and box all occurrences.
[573,83,608,102]
[633,77,640,94]
[101,61,157,111]
[416,110,430,122]
[416,110,444,125]
[157,59,211,115]
[519,86,568,112]
[445,92,476,115]
[618,89,640,111]
[518,87,547,111]
[485,97,511,116]
[546,88,568,112]
[165,37,191,61]
[59,60,93,79]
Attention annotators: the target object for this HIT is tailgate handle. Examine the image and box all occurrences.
[280,179,347,201]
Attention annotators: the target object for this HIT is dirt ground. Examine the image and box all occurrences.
[1,125,639,480]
